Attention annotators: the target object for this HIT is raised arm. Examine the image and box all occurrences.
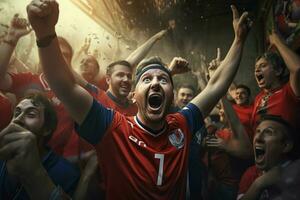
[269,31,300,96]
[221,98,252,158]
[27,0,92,124]
[0,14,31,90]
[190,5,252,118]
[126,29,167,68]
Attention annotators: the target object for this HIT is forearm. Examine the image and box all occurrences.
[209,38,243,92]
[273,37,300,74]
[225,139,253,159]
[20,166,56,200]
[38,35,76,99]
[73,173,92,200]
[241,180,264,200]
[126,34,159,68]
[0,34,18,77]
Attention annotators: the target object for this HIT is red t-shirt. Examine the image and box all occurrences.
[0,94,13,131]
[233,104,254,141]
[204,129,249,187]
[251,82,300,132]
[7,73,75,155]
[237,165,262,199]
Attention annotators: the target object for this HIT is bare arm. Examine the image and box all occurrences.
[221,98,252,158]
[0,14,32,90]
[191,6,252,118]
[269,31,300,96]
[27,0,92,124]
[126,30,167,68]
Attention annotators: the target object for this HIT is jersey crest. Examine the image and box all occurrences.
[168,129,185,149]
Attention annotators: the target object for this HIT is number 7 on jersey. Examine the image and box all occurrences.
[155,153,164,186]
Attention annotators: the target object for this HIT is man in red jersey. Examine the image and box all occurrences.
[237,115,299,200]
[252,31,300,135]
[232,84,254,140]
[27,0,251,198]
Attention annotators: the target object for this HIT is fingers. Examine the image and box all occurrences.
[0,140,21,160]
[216,48,221,61]
[0,131,29,148]
[231,5,239,20]
[27,0,52,18]
[239,11,249,25]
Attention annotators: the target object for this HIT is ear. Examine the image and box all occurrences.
[106,75,111,85]
[274,67,284,77]
[283,141,293,153]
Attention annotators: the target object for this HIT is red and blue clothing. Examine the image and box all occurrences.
[75,99,204,199]
[0,150,80,199]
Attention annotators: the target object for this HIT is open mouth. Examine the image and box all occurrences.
[255,146,265,161]
[148,94,163,109]
[256,74,264,82]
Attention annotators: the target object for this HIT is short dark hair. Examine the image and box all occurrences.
[106,60,132,76]
[177,83,196,95]
[236,84,251,96]
[258,114,299,159]
[256,51,285,79]
[57,36,74,58]
[20,93,57,143]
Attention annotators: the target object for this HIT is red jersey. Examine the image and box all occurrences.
[232,104,254,141]
[7,73,74,155]
[76,100,203,199]
[95,77,108,91]
[237,165,262,199]
[96,90,137,116]
[251,82,300,132]
[0,94,13,131]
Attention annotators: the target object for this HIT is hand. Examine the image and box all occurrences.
[154,29,168,40]
[0,123,42,178]
[169,57,190,75]
[27,0,59,39]
[6,14,32,42]
[205,134,227,150]
[208,48,222,78]
[268,30,284,47]
[231,5,252,42]
[81,37,91,54]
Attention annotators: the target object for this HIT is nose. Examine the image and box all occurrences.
[150,77,160,90]
[254,131,264,144]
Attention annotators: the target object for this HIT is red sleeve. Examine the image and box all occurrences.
[0,95,13,130]
[286,82,300,102]
[238,166,261,195]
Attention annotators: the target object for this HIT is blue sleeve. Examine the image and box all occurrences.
[75,99,114,145]
[85,83,99,95]
[179,103,204,135]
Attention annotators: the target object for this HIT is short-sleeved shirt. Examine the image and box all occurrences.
[0,150,80,199]
[233,104,254,141]
[6,73,74,155]
[76,99,204,199]
[251,82,300,132]
[0,95,13,131]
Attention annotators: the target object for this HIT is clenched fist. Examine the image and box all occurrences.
[27,0,59,39]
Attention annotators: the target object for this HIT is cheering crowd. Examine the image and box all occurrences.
[0,0,299,199]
